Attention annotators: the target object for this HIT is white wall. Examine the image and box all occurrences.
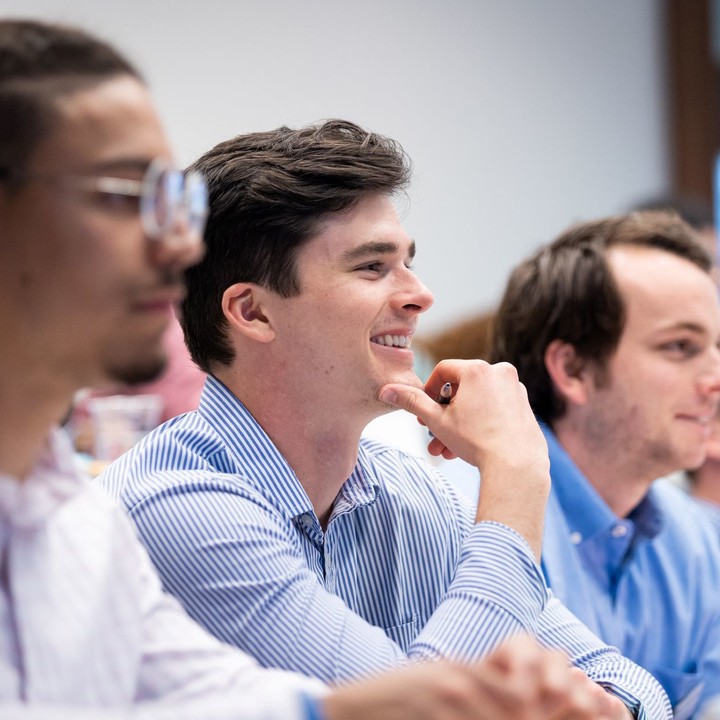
[3,0,668,332]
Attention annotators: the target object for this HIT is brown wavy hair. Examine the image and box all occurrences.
[491,210,712,422]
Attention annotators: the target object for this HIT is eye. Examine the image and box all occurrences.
[356,261,385,274]
[661,339,700,358]
[94,191,141,213]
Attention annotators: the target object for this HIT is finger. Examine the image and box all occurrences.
[379,383,445,425]
[557,669,618,720]
[427,435,448,457]
[422,358,488,398]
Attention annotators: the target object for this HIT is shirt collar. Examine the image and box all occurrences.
[541,422,662,541]
[333,443,381,515]
[198,376,379,523]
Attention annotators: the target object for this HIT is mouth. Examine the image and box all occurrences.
[677,413,714,429]
[133,288,185,314]
[370,334,413,349]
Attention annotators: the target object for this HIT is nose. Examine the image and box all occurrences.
[395,267,434,315]
[698,346,720,399]
[147,219,206,273]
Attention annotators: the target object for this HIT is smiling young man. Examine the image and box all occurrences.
[491,211,720,719]
[100,121,668,719]
[0,19,633,720]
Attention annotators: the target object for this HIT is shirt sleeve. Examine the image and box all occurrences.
[0,702,322,720]
[117,505,328,720]
[535,595,671,720]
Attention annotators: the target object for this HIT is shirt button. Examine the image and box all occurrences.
[569,531,582,545]
[611,524,628,538]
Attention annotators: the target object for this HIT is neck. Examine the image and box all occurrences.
[691,460,720,506]
[0,317,94,479]
[0,373,75,480]
[215,364,369,525]
[552,417,653,518]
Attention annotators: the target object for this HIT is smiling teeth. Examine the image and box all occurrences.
[371,335,411,348]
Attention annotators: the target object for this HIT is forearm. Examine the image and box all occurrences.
[474,457,549,560]
[411,522,548,658]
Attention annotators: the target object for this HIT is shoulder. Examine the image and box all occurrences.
[96,412,260,510]
[58,480,152,567]
[652,478,720,538]
[650,478,720,572]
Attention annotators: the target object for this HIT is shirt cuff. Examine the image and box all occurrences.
[300,691,327,720]
[455,520,548,620]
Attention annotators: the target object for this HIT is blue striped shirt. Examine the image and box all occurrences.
[99,376,670,719]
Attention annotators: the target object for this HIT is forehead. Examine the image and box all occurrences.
[26,75,172,173]
[607,245,720,337]
[299,194,412,263]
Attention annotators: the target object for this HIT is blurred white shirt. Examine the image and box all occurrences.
[0,429,324,718]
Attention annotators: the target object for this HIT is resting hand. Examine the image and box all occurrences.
[322,634,632,720]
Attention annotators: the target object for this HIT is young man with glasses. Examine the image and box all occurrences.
[0,17,637,720]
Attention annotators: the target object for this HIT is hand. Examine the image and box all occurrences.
[379,359,550,557]
[322,634,632,720]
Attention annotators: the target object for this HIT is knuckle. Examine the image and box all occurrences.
[494,360,519,380]
[433,671,478,710]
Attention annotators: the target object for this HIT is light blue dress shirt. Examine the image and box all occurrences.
[98,376,671,719]
[691,495,720,537]
[541,424,720,719]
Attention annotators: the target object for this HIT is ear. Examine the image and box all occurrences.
[544,339,591,408]
[222,283,276,343]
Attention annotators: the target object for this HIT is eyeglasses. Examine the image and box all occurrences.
[0,158,208,245]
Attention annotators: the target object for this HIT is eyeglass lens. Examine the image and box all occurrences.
[141,161,208,241]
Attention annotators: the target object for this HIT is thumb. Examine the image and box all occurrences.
[379,383,438,421]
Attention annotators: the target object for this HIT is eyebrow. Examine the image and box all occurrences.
[341,239,416,262]
[82,158,156,175]
[653,321,710,337]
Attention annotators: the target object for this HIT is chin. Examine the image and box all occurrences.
[105,353,168,387]
[683,451,707,473]
[387,368,423,390]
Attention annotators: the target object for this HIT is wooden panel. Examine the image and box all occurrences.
[666,0,720,201]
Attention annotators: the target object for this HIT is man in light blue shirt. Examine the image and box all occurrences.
[100,121,668,719]
[491,211,720,719]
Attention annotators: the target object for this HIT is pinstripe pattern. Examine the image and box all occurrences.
[0,429,323,719]
[99,376,671,719]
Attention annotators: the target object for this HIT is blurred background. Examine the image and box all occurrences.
[3,0,718,332]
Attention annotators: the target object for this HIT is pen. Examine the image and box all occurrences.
[437,382,452,405]
[428,382,453,439]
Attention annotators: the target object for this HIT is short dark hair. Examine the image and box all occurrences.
[491,210,713,423]
[0,19,141,176]
[632,194,714,231]
[182,119,412,373]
